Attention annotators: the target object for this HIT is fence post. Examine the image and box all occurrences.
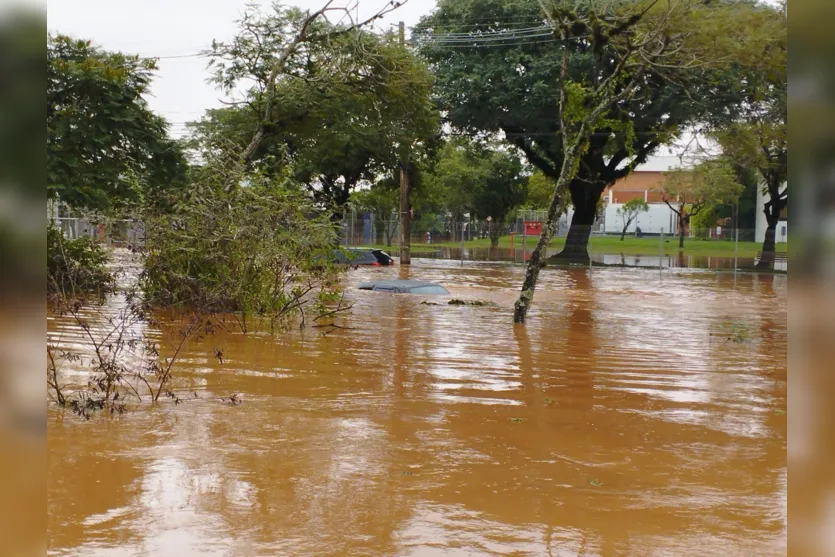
[589,231,593,273]
[460,221,466,266]
[734,226,739,284]
[659,227,664,277]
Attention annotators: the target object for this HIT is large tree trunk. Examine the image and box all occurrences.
[756,183,786,269]
[514,170,574,323]
[549,180,605,263]
[678,211,687,249]
[489,220,501,248]
[757,224,777,268]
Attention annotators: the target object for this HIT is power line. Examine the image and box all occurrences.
[414,25,551,39]
[415,34,555,44]
[417,38,558,48]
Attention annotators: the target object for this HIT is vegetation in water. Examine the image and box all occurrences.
[47,294,213,419]
[47,223,115,299]
[140,168,345,332]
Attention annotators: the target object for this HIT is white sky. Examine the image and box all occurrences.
[47,0,438,138]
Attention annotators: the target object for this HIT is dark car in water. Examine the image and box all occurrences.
[335,248,395,266]
[358,280,449,294]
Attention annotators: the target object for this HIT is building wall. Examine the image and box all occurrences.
[604,202,679,235]
[608,171,667,203]
[755,185,788,243]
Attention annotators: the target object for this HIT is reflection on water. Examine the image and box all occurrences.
[414,246,788,271]
[48,261,787,556]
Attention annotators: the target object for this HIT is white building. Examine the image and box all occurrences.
[755,185,788,243]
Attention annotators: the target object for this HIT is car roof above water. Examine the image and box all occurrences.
[358,280,448,291]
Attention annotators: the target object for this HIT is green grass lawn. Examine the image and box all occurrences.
[364,235,788,259]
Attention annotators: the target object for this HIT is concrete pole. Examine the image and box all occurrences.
[398,21,411,265]
[399,165,410,264]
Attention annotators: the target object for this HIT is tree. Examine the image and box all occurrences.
[661,159,744,249]
[417,0,762,264]
[201,3,438,220]
[699,2,786,267]
[616,198,649,241]
[499,0,732,322]
[47,34,187,211]
[352,178,400,246]
[523,171,557,210]
[422,139,526,247]
[468,145,527,247]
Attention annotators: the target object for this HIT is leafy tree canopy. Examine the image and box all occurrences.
[417,0,784,256]
[422,139,526,238]
[191,5,440,217]
[662,158,744,217]
[47,34,187,211]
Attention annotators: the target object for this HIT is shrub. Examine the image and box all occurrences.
[139,172,343,331]
[47,223,115,298]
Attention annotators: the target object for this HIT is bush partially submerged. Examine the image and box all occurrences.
[140,173,343,330]
[47,223,115,298]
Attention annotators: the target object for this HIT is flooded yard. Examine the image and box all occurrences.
[47,261,787,556]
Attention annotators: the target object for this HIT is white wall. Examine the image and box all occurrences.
[755,185,788,243]
[604,203,679,235]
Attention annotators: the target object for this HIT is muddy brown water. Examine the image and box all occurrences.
[47,260,787,556]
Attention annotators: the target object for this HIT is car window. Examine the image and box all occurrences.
[373,286,396,292]
[344,251,369,263]
[409,286,449,295]
[372,250,393,264]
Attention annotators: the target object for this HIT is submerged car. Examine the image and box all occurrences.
[358,280,449,294]
[335,248,395,266]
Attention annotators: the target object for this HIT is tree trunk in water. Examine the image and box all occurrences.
[489,220,500,248]
[678,212,686,249]
[514,173,576,323]
[550,180,604,263]
[756,224,777,269]
[756,187,784,269]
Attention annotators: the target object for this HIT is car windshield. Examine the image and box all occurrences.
[346,251,375,262]
[409,285,449,295]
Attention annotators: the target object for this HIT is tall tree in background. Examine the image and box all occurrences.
[417,0,780,263]
[200,4,438,220]
[661,159,743,249]
[522,171,557,211]
[352,177,400,246]
[47,35,186,211]
[468,145,527,246]
[698,2,786,267]
[422,139,526,247]
[417,0,740,261]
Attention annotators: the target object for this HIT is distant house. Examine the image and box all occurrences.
[602,155,683,235]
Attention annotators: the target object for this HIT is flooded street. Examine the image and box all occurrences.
[47,261,787,556]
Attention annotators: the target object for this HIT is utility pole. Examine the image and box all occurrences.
[398,20,411,265]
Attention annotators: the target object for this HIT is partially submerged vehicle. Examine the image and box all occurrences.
[335,248,395,266]
[357,280,449,294]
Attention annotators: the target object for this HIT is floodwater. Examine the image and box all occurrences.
[408,246,788,272]
[47,260,787,556]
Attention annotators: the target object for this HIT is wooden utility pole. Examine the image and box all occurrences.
[398,20,411,265]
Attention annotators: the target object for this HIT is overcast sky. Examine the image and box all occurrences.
[47,0,438,138]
